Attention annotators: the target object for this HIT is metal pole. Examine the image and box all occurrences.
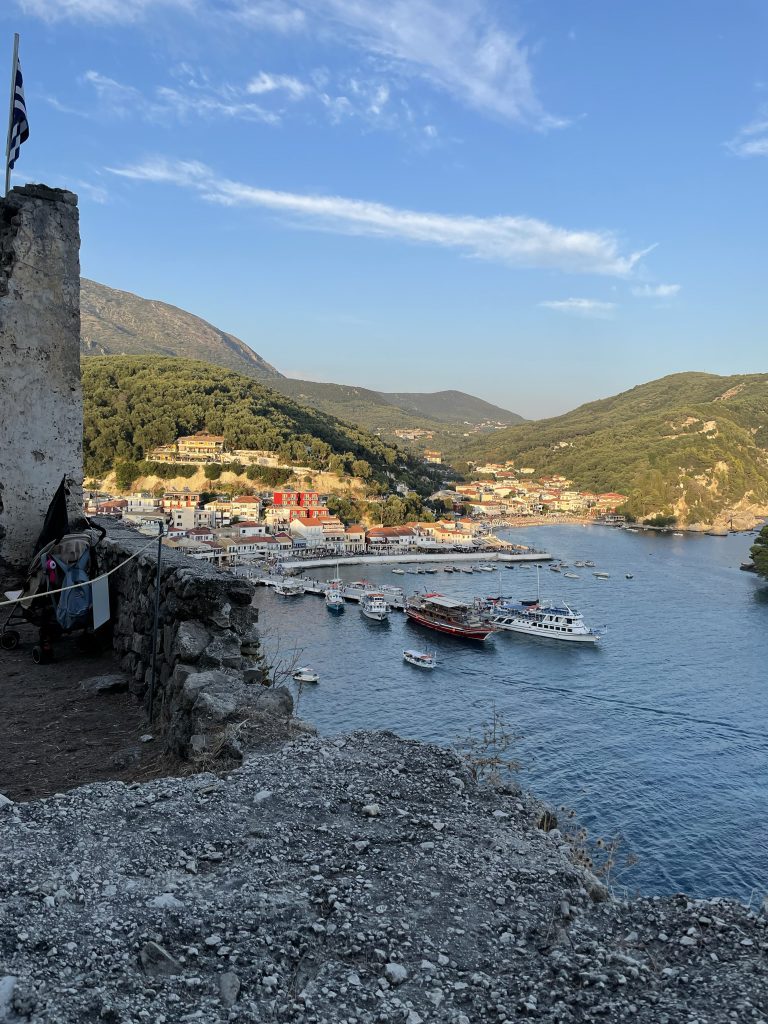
[5,34,20,197]
[147,520,164,722]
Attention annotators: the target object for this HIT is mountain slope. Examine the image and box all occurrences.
[80,280,523,437]
[82,356,438,494]
[380,390,523,425]
[457,372,768,525]
[80,279,283,380]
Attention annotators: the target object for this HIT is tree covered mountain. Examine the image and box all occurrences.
[82,356,442,494]
[378,390,523,425]
[455,372,768,525]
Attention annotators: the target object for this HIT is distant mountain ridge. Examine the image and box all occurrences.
[80,279,283,380]
[79,279,523,434]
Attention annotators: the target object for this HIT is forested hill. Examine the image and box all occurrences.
[456,372,768,524]
[80,279,283,380]
[82,356,438,491]
[379,390,524,425]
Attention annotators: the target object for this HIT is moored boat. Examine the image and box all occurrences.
[483,598,601,644]
[403,649,436,669]
[325,585,345,612]
[360,592,389,622]
[563,572,580,579]
[593,572,610,579]
[275,579,305,597]
[392,568,405,575]
[406,593,495,641]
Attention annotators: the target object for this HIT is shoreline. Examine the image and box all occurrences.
[274,550,553,570]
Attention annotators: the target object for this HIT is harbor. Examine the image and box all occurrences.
[254,524,768,903]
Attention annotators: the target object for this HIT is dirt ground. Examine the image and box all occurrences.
[0,622,174,802]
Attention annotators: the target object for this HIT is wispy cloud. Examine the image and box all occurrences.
[21,0,566,130]
[288,0,566,129]
[727,110,768,157]
[631,283,680,298]
[247,72,309,99]
[107,157,648,276]
[17,0,196,22]
[540,298,617,318]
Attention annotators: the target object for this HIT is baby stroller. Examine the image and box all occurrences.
[1,479,107,663]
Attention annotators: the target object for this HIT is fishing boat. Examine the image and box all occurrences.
[483,598,601,644]
[593,571,610,579]
[403,649,437,669]
[360,592,389,622]
[406,593,495,641]
[325,585,345,612]
[563,572,580,579]
[293,666,319,683]
[274,579,305,597]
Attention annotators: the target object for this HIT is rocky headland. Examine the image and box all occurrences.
[1,731,766,1023]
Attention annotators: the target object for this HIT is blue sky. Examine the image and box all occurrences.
[4,0,768,417]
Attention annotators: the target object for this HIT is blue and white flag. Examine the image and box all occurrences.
[8,54,29,171]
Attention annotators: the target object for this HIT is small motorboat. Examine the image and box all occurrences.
[625,573,634,579]
[593,571,610,579]
[425,567,439,574]
[574,561,586,568]
[563,572,580,579]
[549,565,561,573]
[444,566,454,573]
[403,649,436,669]
[392,568,406,575]
[584,560,596,567]
[293,667,319,684]
[672,532,684,537]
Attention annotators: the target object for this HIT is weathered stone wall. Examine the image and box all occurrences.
[0,184,83,581]
[96,519,283,759]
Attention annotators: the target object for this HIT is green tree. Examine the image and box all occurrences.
[750,525,768,577]
[114,459,141,491]
[204,464,222,480]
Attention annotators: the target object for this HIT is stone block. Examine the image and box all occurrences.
[181,670,230,709]
[202,631,243,670]
[174,620,210,661]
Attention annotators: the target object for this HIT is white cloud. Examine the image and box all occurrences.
[726,109,768,157]
[107,157,648,276]
[540,298,617,318]
[247,72,309,99]
[631,283,680,298]
[287,0,566,129]
[17,0,195,22]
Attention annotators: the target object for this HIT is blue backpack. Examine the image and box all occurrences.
[53,546,93,630]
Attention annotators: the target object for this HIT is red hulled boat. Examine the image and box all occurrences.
[405,593,496,641]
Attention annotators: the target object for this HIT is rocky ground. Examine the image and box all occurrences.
[0,731,766,1024]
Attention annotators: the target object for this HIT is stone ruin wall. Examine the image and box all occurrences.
[96,519,289,760]
[0,184,83,581]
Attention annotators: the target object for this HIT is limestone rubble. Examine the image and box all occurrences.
[0,731,766,1023]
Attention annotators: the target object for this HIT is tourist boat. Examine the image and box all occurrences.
[360,592,389,622]
[392,568,406,575]
[403,649,437,669]
[593,572,610,579]
[483,598,601,644]
[325,585,345,613]
[275,579,305,597]
[406,593,495,641]
[563,572,580,579]
[293,666,319,683]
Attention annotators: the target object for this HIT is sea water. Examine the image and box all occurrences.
[253,525,768,902]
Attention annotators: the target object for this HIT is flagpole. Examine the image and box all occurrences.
[4,33,19,197]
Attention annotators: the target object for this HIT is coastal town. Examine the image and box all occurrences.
[85,432,629,564]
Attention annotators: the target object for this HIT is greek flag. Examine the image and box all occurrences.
[8,54,29,171]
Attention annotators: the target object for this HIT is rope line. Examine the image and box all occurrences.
[0,536,160,611]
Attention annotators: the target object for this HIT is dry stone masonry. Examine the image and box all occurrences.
[0,185,83,580]
[96,519,289,759]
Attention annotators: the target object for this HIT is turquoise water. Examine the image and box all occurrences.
[253,526,768,902]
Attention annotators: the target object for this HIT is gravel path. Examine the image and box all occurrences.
[0,731,766,1022]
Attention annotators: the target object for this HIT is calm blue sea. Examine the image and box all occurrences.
[253,525,768,902]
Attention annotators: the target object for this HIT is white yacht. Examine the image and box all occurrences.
[360,592,389,622]
[274,579,305,597]
[484,598,601,644]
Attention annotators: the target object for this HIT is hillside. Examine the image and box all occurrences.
[457,372,768,526]
[81,356,439,493]
[80,279,283,380]
[80,280,522,440]
[380,389,523,425]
